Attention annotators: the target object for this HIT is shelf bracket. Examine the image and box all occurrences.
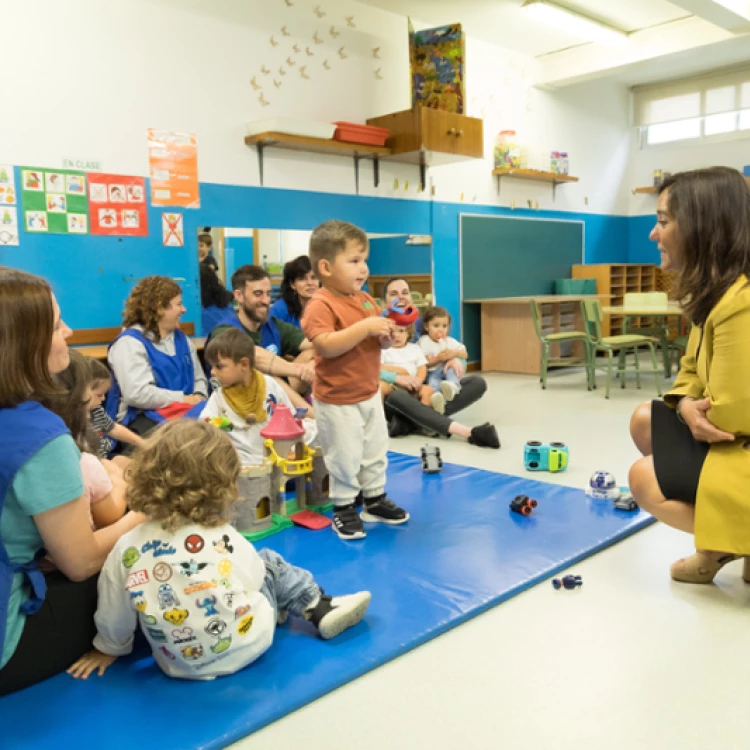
[419,152,426,192]
[373,157,380,189]
[496,175,501,198]
[256,143,265,187]
[353,155,360,195]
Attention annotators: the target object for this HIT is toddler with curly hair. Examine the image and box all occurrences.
[68,420,370,681]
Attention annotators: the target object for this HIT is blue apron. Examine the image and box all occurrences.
[0,402,69,657]
[105,328,195,425]
[211,313,283,355]
[201,304,234,336]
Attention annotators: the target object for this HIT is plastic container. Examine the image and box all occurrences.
[494,131,521,169]
[554,278,596,295]
[333,122,389,146]
[245,119,336,139]
[560,152,569,175]
[550,151,560,173]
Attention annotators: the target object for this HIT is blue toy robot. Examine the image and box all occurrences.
[524,441,569,473]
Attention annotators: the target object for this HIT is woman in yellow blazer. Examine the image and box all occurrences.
[629,166,750,583]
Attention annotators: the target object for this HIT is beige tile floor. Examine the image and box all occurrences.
[235,366,750,750]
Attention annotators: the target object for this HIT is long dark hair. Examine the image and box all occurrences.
[200,265,233,308]
[280,255,314,320]
[661,167,750,325]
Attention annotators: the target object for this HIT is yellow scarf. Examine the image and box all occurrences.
[223,370,267,423]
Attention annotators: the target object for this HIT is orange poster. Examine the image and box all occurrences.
[147,129,200,209]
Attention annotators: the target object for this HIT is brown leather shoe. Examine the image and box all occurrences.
[670,551,740,583]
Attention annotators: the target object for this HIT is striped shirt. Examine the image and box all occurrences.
[91,406,115,458]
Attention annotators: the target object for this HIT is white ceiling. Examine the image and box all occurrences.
[357,0,750,86]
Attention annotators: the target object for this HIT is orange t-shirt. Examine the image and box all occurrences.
[302,287,382,405]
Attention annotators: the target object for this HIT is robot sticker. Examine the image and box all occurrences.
[224,592,238,609]
[177,559,209,577]
[196,595,219,617]
[217,558,232,578]
[212,535,234,554]
[157,583,181,610]
[163,608,190,626]
[181,645,204,661]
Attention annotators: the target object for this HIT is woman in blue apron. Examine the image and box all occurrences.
[0,268,143,695]
[107,276,208,436]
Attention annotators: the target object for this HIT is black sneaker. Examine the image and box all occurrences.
[354,491,364,508]
[469,423,500,449]
[388,413,413,438]
[332,504,366,540]
[360,494,409,525]
[305,592,372,640]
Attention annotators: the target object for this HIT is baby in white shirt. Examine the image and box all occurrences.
[418,306,468,402]
[381,325,446,414]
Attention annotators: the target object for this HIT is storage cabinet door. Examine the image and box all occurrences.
[420,109,463,153]
[451,114,483,158]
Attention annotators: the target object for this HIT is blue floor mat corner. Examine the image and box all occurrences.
[0,452,653,748]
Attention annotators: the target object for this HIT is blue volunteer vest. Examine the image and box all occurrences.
[201,305,234,337]
[105,328,195,425]
[212,313,282,355]
[0,402,69,657]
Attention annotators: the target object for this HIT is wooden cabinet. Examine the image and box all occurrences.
[571,263,657,336]
[367,107,483,164]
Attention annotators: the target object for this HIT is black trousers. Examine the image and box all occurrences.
[384,375,488,436]
[0,572,99,696]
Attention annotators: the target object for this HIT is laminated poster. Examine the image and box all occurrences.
[0,206,19,246]
[21,167,88,234]
[148,129,200,208]
[89,174,149,236]
[0,165,17,206]
[162,212,184,246]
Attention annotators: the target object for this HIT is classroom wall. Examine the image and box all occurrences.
[367,236,431,276]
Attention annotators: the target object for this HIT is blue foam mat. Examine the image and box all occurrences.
[0,453,653,747]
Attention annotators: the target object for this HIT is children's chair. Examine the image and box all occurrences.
[410,291,424,302]
[580,299,662,399]
[529,301,592,391]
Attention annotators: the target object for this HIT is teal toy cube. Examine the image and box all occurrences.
[524,441,569,473]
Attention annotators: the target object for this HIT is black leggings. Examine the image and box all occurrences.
[384,375,488,436]
[0,572,99,696]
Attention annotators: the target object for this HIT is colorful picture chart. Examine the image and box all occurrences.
[0,166,19,245]
[21,167,88,234]
[147,129,200,209]
[89,174,149,236]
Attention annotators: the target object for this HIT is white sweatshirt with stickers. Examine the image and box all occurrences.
[93,519,275,680]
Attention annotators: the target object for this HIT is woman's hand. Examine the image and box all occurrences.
[679,397,735,443]
[394,374,422,392]
[182,394,204,406]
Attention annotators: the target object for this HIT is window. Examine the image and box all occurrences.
[634,65,750,146]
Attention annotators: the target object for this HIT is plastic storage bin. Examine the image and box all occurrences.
[333,122,389,146]
[553,278,596,295]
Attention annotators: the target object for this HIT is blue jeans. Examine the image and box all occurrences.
[427,364,462,392]
[258,548,320,619]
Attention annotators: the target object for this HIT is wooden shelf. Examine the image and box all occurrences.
[493,168,578,202]
[244,132,391,194]
[633,186,658,194]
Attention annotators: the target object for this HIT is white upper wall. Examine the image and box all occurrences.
[0,0,632,215]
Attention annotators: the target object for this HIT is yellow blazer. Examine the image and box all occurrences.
[666,274,750,553]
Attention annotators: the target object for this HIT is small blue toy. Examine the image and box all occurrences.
[552,575,582,590]
[585,471,620,500]
[524,441,569,473]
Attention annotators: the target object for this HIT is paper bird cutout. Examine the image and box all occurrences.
[293,43,300,53]
[281,26,290,36]
[250,76,262,90]
[259,93,270,106]
[261,65,271,75]
[284,0,294,5]
[323,59,331,69]
[274,79,282,88]
[329,25,339,38]
[372,47,381,59]
[270,35,279,47]
[345,16,355,27]
[313,31,323,44]
[374,68,382,80]
[338,46,347,59]
[279,66,286,75]
[300,65,309,79]
[286,56,296,66]
[305,46,314,56]
[314,5,326,17]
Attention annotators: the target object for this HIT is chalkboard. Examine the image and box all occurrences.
[460,214,584,300]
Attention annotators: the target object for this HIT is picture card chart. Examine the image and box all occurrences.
[147,129,200,208]
[0,166,19,245]
[21,167,88,234]
[89,174,148,236]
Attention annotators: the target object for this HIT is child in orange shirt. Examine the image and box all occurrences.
[302,220,408,541]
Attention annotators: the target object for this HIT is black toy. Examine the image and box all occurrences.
[509,494,538,516]
[552,575,583,590]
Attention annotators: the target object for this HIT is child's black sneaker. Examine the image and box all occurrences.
[304,591,372,640]
[354,491,364,508]
[469,423,500,449]
[360,494,409,524]
[388,413,413,438]
[332,504,366,540]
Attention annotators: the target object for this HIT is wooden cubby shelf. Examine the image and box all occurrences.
[493,167,579,201]
[244,132,392,194]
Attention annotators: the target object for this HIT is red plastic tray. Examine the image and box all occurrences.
[333,121,389,147]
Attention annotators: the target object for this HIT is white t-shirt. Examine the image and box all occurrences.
[417,335,465,370]
[93,520,275,680]
[381,343,427,377]
[200,374,318,466]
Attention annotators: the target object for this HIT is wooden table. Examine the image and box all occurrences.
[465,295,595,375]
[602,305,683,377]
[72,337,207,361]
